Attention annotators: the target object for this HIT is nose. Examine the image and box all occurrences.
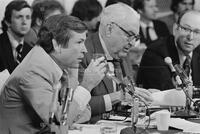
[82,43,88,53]
[187,31,194,40]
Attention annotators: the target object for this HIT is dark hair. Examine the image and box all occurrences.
[2,0,31,32]
[31,0,65,27]
[133,0,145,11]
[176,10,188,24]
[71,0,102,21]
[170,0,195,13]
[105,0,134,7]
[38,14,87,53]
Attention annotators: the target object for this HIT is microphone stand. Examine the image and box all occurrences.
[174,64,195,117]
[106,74,146,134]
[48,70,73,134]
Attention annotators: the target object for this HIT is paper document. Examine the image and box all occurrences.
[151,89,186,106]
[170,118,200,133]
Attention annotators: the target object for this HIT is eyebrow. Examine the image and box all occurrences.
[184,24,200,31]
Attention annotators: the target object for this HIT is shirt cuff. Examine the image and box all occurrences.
[73,86,91,111]
[103,94,112,111]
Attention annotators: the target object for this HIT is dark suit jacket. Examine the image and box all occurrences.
[140,20,170,46]
[0,32,32,73]
[80,32,133,123]
[136,35,200,90]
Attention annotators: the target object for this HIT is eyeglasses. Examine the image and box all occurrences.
[178,24,200,38]
[111,22,140,43]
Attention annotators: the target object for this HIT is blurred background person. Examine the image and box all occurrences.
[25,0,65,47]
[133,0,170,47]
[0,0,32,74]
[159,0,195,34]
[105,0,134,7]
[71,0,102,34]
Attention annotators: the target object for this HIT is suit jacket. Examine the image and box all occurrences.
[0,32,32,73]
[80,32,133,123]
[136,35,200,90]
[0,46,90,134]
[140,20,170,46]
[158,14,175,35]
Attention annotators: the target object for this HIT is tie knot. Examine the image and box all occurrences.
[60,70,68,82]
[16,44,23,53]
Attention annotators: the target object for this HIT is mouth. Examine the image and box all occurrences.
[184,42,193,47]
[123,47,130,53]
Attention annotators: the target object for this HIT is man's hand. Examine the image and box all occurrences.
[135,87,153,105]
[80,57,107,92]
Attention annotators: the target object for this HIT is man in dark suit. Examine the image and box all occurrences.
[0,0,32,74]
[80,3,153,123]
[133,0,170,46]
[137,10,200,91]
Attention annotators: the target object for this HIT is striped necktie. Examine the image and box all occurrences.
[183,56,191,77]
[16,44,23,63]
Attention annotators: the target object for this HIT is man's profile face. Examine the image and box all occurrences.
[8,8,32,37]
[108,20,139,59]
[175,12,200,55]
[57,30,87,68]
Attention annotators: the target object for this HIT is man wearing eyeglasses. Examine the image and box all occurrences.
[137,10,200,91]
[80,3,153,123]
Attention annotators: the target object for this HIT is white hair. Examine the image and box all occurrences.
[100,3,140,28]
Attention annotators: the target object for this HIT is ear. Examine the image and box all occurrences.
[52,39,60,52]
[172,23,178,36]
[36,18,42,27]
[105,23,114,37]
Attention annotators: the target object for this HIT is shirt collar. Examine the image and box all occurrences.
[7,31,24,50]
[140,21,154,29]
[98,32,113,60]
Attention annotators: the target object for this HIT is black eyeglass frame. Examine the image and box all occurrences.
[111,22,140,42]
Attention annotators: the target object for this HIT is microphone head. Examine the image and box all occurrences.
[164,57,172,65]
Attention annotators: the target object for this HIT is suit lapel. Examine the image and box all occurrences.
[191,46,200,86]
[92,33,114,93]
[167,36,180,65]
[1,33,17,73]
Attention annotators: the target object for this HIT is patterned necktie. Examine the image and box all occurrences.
[16,44,23,63]
[183,56,191,77]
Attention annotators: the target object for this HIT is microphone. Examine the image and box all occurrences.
[164,57,182,85]
[106,73,135,96]
[49,83,60,124]
[174,64,192,87]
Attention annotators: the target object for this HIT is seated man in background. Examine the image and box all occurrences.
[137,10,200,91]
[133,0,170,47]
[80,3,153,123]
[25,0,65,47]
[0,14,107,134]
[0,0,32,73]
[71,0,102,34]
[159,0,195,34]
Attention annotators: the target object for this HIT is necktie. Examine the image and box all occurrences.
[113,61,123,91]
[16,44,23,63]
[146,26,152,44]
[59,70,69,105]
[183,56,191,77]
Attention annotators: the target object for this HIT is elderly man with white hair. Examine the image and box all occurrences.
[80,3,153,123]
